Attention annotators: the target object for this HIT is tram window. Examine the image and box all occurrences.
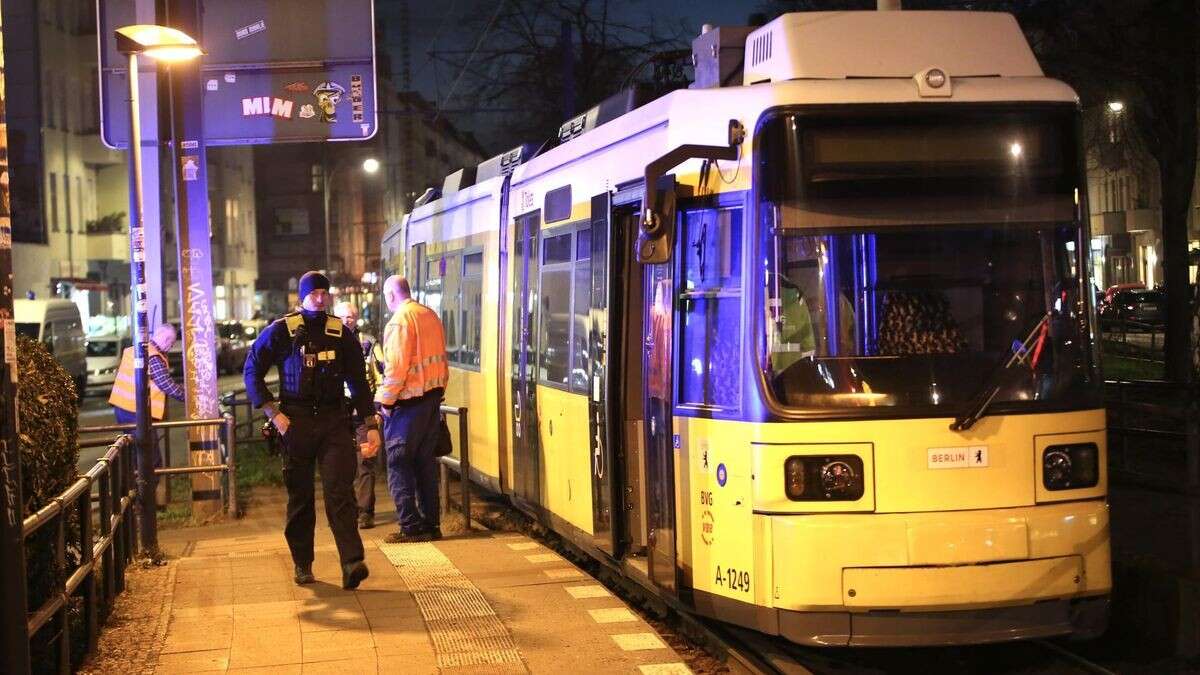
[677,206,743,411]
[458,252,484,368]
[442,252,462,364]
[538,225,591,389]
[570,226,591,394]
[539,232,574,386]
[423,257,443,317]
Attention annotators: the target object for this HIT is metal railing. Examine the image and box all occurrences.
[219,389,259,442]
[438,404,472,525]
[1105,379,1200,495]
[1100,320,1167,364]
[22,435,138,674]
[78,416,239,517]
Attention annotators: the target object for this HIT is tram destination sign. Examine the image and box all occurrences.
[98,0,378,148]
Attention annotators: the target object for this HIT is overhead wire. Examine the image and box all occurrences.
[434,0,508,124]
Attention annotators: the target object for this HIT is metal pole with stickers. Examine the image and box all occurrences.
[113,24,203,551]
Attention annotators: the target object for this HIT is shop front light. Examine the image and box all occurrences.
[784,455,865,501]
[1043,443,1099,490]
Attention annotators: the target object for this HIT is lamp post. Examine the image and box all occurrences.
[115,24,202,555]
[322,153,380,278]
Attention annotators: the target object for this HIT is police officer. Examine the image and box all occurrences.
[244,271,380,589]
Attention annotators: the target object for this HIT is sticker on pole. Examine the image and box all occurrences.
[181,156,200,182]
[234,19,266,40]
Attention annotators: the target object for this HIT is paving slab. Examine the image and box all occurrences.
[144,484,689,673]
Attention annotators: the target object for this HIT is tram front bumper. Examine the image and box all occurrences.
[766,499,1111,646]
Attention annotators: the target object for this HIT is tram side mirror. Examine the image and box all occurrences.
[637,176,678,265]
[637,119,744,265]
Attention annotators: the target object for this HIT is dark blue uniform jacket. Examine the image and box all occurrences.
[243,309,374,420]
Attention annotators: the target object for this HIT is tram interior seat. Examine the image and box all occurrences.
[876,289,968,356]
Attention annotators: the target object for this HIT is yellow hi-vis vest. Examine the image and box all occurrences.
[108,345,169,419]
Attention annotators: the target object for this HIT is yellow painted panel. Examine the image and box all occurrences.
[535,385,594,534]
[906,519,1028,565]
[770,500,1109,611]
[1034,430,1107,503]
[843,556,1083,609]
[680,417,757,605]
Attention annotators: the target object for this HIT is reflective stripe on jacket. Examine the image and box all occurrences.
[375,299,449,405]
[108,345,168,419]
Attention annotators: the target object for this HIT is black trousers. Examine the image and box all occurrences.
[281,406,364,567]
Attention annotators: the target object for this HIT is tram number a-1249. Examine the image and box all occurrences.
[715,566,751,594]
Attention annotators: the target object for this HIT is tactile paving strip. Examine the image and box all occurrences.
[379,542,524,668]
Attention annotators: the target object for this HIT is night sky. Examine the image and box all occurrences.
[377,0,766,149]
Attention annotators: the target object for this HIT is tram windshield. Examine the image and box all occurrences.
[758,107,1100,413]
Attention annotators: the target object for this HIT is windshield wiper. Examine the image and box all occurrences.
[950,313,1050,432]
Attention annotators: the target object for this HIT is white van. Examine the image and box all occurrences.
[15,299,88,396]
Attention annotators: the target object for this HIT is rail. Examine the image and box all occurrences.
[20,435,138,673]
[78,416,239,517]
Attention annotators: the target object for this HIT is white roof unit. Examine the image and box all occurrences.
[743,11,1042,85]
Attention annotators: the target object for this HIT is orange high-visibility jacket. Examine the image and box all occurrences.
[108,344,168,419]
[375,299,449,405]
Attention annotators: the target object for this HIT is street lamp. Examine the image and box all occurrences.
[115,24,202,555]
[1107,100,1125,113]
[321,154,380,276]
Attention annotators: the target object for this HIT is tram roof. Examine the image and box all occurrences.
[408,10,1079,220]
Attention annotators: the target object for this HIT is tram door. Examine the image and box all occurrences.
[588,193,621,556]
[511,211,542,506]
[644,259,678,592]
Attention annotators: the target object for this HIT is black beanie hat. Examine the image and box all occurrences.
[298,271,330,302]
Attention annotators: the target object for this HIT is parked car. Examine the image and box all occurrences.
[86,335,132,389]
[1102,282,1147,306]
[1100,288,1166,330]
[15,298,88,397]
[216,321,254,375]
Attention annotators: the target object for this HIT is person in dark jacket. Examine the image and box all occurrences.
[333,300,385,529]
[243,271,380,589]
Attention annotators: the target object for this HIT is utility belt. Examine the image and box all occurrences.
[280,398,348,417]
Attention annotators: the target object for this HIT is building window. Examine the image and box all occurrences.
[273,207,309,236]
[49,173,59,232]
[677,205,743,411]
[64,174,72,233]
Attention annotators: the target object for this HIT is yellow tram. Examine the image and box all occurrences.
[380,8,1110,646]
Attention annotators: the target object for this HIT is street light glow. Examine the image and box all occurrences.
[1107,100,1125,113]
[114,24,203,61]
[362,157,380,174]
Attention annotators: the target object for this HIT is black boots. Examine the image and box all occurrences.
[294,564,316,585]
[342,560,369,590]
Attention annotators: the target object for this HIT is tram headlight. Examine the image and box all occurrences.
[784,455,865,501]
[1042,443,1099,490]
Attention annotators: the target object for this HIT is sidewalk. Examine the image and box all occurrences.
[138,487,694,674]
